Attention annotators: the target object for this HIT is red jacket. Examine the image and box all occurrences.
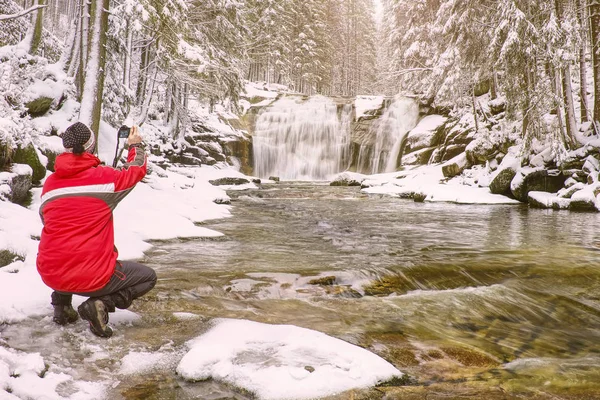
[37,146,147,293]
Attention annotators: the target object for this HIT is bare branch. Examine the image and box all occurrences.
[0,4,48,22]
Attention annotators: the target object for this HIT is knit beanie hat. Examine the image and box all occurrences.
[62,122,95,154]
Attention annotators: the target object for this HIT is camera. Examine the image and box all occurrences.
[118,125,131,139]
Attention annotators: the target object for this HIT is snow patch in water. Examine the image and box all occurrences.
[173,312,202,320]
[177,318,402,400]
[119,351,174,375]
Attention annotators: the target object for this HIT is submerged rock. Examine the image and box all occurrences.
[209,177,250,186]
[330,172,364,187]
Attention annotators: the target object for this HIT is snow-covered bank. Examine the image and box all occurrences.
[0,153,250,398]
[333,166,520,205]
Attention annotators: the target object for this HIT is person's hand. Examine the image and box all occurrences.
[127,125,142,146]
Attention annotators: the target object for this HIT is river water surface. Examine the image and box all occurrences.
[6,182,600,399]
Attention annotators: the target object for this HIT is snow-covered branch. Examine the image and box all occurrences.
[0,4,47,21]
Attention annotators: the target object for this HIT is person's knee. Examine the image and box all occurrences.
[148,268,157,289]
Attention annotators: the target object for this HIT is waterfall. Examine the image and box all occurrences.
[253,96,352,180]
[360,96,420,174]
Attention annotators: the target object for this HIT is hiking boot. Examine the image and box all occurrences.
[53,305,79,325]
[77,299,113,338]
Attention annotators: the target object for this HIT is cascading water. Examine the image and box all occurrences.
[358,96,420,174]
[253,96,352,180]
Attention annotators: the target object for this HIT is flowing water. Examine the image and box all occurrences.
[5,182,600,399]
[357,96,419,174]
[253,97,353,180]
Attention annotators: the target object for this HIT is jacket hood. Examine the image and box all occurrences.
[54,152,101,177]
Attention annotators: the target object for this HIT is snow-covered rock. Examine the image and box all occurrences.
[404,115,447,154]
[510,168,567,202]
[177,319,402,400]
[0,164,32,204]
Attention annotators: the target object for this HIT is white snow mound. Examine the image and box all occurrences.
[177,319,402,400]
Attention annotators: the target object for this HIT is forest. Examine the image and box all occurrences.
[1,0,597,158]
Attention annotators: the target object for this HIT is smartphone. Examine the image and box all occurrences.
[118,126,130,139]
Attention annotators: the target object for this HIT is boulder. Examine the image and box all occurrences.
[12,143,46,183]
[489,168,517,195]
[0,250,24,268]
[527,191,570,210]
[404,115,447,153]
[25,96,54,117]
[557,182,585,198]
[489,97,506,115]
[0,164,33,204]
[465,137,496,165]
[442,153,470,178]
[489,155,520,195]
[569,185,600,211]
[511,168,567,202]
[402,146,436,165]
[37,135,64,172]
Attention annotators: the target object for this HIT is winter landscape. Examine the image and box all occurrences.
[2,0,600,399]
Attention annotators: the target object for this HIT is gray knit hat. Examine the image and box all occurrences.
[62,122,95,154]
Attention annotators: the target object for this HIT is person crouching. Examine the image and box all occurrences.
[36,122,156,338]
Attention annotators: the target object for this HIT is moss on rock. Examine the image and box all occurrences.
[25,96,54,117]
[0,250,24,268]
[12,143,46,183]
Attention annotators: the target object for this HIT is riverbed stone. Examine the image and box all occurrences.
[209,177,250,186]
[308,276,336,286]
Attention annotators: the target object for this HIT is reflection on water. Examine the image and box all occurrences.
[6,182,600,399]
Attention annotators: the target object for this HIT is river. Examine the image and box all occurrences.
[5,182,600,399]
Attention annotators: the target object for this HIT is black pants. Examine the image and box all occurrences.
[51,261,157,312]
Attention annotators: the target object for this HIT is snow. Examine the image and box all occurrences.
[0,123,257,398]
[360,165,519,205]
[355,95,384,119]
[177,319,402,400]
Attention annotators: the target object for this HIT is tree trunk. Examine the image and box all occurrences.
[136,42,149,105]
[578,0,591,122]
[123,18,133,88]
[29,0,46,54]
[555,0,578,149]
[60,10,79,70]
[554,69,569,147]
[590,0,600,127]
[76,0,90,98]
[78,0,109,149]
[562,65,579,148]
[472,86,479,132]
[491,70,499,100]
